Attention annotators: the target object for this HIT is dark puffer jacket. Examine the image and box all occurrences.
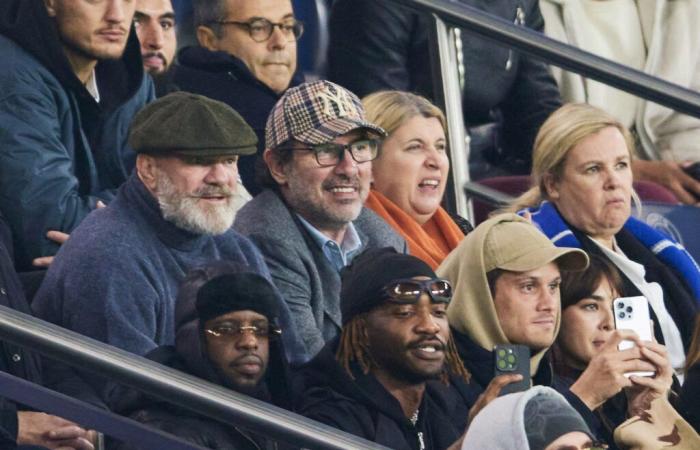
[171,46,303,195]
[0,0,154,270]
[328,0,562,173]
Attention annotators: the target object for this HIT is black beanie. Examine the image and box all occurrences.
[340,247,437,325]
[195,273,280,325]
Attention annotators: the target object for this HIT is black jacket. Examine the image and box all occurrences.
[0,213,43,445]
[171,47,303,195]
[294,338,477,450]
[328,0,562,173]
[679,363,700,433]
[109,347,279,450]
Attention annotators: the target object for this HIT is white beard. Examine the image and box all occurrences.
[154,169,238,235]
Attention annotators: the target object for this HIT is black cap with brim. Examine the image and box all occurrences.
[129,92,258,156]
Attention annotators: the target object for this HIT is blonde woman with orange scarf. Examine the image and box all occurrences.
[362,91,469,269]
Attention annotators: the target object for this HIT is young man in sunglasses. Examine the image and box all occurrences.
[296,247,504,450]
[111,265,292,450]
[170,0,305,194]
[235,80,406,360]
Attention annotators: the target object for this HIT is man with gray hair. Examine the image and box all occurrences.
[235,80,406,358]
[171,0,303,194]
[34,93,305,371]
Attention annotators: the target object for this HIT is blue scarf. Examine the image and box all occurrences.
[522,202,700,303]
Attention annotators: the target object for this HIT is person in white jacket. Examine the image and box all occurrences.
[541,0,700,204]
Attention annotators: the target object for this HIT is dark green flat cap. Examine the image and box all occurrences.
[129,92,258,156]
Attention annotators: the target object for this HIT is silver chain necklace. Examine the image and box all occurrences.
[410,409,419,426]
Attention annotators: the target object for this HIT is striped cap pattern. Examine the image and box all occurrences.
[265,80,385,149]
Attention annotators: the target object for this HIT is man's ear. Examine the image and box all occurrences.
[136,154,159,193]
[44,0,56,16]
[542,173,560,200]
[196,26,219,51]
[263,149,289,186]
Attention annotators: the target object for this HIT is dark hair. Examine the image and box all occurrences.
[336,315,470,384]
[255,142,295,190]
[193,0,228,37]
[560,254,625,310]
[486,269,505,298]
[686,314,700,375]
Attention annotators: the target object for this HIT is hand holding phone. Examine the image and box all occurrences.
[613,296,655,377]
[493,344,530,395]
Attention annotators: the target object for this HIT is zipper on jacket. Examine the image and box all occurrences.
[506,6,526,71]
[417,431,426,450]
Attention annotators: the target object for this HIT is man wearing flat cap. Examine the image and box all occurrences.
[110,262,292,450]
[235,80,406,359]
[34,93,306,401]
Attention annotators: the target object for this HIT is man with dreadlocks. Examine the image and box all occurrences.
[296,247,499,450]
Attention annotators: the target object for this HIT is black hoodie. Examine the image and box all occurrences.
[0,0,154,269]
[106,286,293,450]
[294,338,477,450]
[171,46,303,195]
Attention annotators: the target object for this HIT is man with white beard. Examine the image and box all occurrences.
[33,93,307,401]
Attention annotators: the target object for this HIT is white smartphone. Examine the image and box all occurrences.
[613,296,655,377]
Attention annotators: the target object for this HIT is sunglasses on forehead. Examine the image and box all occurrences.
[381,278,453,304]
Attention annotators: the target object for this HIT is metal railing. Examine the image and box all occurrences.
[0,305,388,450]
[395,0,700,219]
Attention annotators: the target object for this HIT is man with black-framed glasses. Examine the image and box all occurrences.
[235,80,407,359]
[171,0,304,195]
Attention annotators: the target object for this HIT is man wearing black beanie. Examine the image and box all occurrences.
[109,262,291,450]
[296,247,483,450]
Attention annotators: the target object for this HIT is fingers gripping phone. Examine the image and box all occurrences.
[493,344,531,395]
[613,296,655,377]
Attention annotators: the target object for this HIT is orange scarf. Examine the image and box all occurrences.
[365,190,465,269]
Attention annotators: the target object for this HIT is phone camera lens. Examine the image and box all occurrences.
[616,303,624,309]
[626,306,633,313]
[618,311,625,319]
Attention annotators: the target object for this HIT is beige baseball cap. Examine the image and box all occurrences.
[483,219,589,272]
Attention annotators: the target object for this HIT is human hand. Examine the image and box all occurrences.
[569,330,655,410]
[17,411,95,450]
[632,159,700,205]
[625,341,673,417]
[466,373,524,426]
[32,231,70,268]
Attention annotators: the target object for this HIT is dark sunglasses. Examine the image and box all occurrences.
[381,278,452,304]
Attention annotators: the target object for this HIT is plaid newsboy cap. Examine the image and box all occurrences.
[129,92,258,156]
[265,80,386,149]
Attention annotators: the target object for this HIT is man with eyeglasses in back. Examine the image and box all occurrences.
[171,0,305,195]
[235,80,407,359]
[110,265,292,450]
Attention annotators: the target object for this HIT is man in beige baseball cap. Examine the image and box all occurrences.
[234,80,406,358]
[437,213,588,397]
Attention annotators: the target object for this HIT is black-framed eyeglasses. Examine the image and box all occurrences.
[205,323,282,340]
[213,18,304,43]
[381,278,453,304]
[277,139,380,167]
